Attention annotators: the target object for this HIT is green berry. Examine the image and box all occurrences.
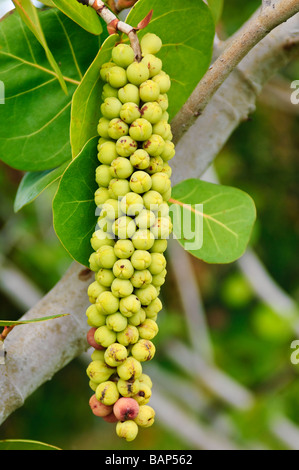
[160,140,175,161]
[112,43,135,68]
[134,284,158,306]
[100,62,116,82]
[142,54,163,77]
[97,245,118,269]
[87,281,107,304]
[135,209,156,229]
[152,269,167,287]
[108,178,131,199]
[97,290,119,314]
[143,134,165,157]
[139,80,160,102]
[104,343,128,367]
[102,83,119,100]
[117,325,139,347]
[111,278,134,298]
[129,118,152,142]
[101,97,122,119]
[138,319,159,340]
[143,297,163,318]
[157,93,169,111]
[128,308,146,327]
[138,373,153,388]
[147,156,164,174]
[153,72,171,93]
[98,141,118,165]
[101,199,121,222]
[149,239,168,253]
[118,83,140,105]
[117,356,142,381]
[141,33,162,56]
[131,229,155,251]
[113,259,134,279]
[108,118,129,140]
[114,239,135,259]
[91,349,106,362]
[94,325,117,347]
[140,102,163,124]
[117,379,140,397]
[97,117,110,138]
[119,294,141,317]
[130,149,150,170]
[131,339,156,361]
[133,384,152,406]
[110,157,134,179]
[151,172,171,194]
[143,190,164,211]
[106,312,128,332]
[120,192,144,217]
[131,269,152,289]
[96,164,112,187]
[131,250,152,270]
[86,304,107,328]
[96,268,115,287]
[151,216,173,239]
[108,66,128,88]
[90,229,114,252]
[120,102,141,124]
[129,170,152,194]
[161,162,172,178]
[126,61,150,86]
[86,360,115,384]
[96,380,119,406]
[97,216,113,234]
[116,420,139,442]
[112,215,136,239]
[134,405,155,427]
[116,135,138,156]
[152,119,172,140]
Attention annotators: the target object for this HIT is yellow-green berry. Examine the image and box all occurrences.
[106,312,128,332]
[94,325,117,347]
[117,325,139,346]
[117,356,142,381]
[138,319,159,340]
[134,405,155,427]
[116,420,139,442]
[104,343,128,367]
[96,380,120,406]
[86,360,115,384]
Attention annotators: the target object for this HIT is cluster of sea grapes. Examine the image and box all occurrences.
[85,33,175,442]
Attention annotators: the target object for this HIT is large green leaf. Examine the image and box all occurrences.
[52,0,102,35]
[53,137,99,266]
[0,9,99,172]
[207,0,224,23]
[0,439,61,450]
[170,179,256,264]
[70,0,214,158]
[14,161,69,212]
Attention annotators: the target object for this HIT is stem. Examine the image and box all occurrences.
[0,326,15,342]
[171,0,299,144]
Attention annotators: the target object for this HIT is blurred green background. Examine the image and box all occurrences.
[0,0,299,450]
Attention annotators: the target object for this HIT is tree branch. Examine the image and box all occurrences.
[171,0,299,144]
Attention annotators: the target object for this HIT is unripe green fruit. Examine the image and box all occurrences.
[135,209,156,229]
[131,339,156,362]
[131,250,152,270]
[101,200,121,223]
[87,281,107,304]
[119,294,141,317]
[97,291,119,315]
[149,253,167,275]
[118,83,140,105]
[102,83,119,100]
[116,420,139,442]
[89,394,113,418]
[98,141,118,165]
[114,239,135,259]
[108,118,129,140]
[86,360,115,384]
[160,140,175,161]
[96,380,119,406]
[151,216,173,239]
[120,102,141,124]
[108,66,128,88]
[143,134,165,157]
[141,33,162,56]
[131,269,152,289]
[153,72,171,93]
[91,349,106,362]
[138,319,159,340]
[96,268,115,287]
[149,239,168,253]
[143,190,164,211]
[110,157,134,179]
[135,284,158,306]
[101,97,122,119]
[155,201,170,218]
[97,245,118,269]
[113,258,134,279]
[116,135,138,156]
[86,304,107,328]
[117,325,139,346]
[120,192,144,217]
[143,297,163,318]
[142,54,163,77]
[112,215,136,240]
[97,216,113,234]
[147,156,164,174]
[89,252,101,272]
[134,405,155,427]
[152,269,167,287]
[126,61,150,85]
[140,80,160,102]
[157,93,169,111]
[100,62,116,82]
[98,137,110,149]
[130,149,150,170]
[89,380,98,392]
[117,379,140,397]
[161,162,172,178]
[153,119,172,140]
[117,356,142,381]
[128,308,146,327]
[106,312,128,332]
[96,164,112,188]
[112,43,135,68]
[108,178,131,199]
[129,170,152,194]
[94,325,117,348]
[129,118,153,142]
[111,278,134,298]
[138,373,153,389]
[97,117,111,139]
[132,229,155,251]
[133,382,152,405]
[104,343,128,367]
[140,101,163,124]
